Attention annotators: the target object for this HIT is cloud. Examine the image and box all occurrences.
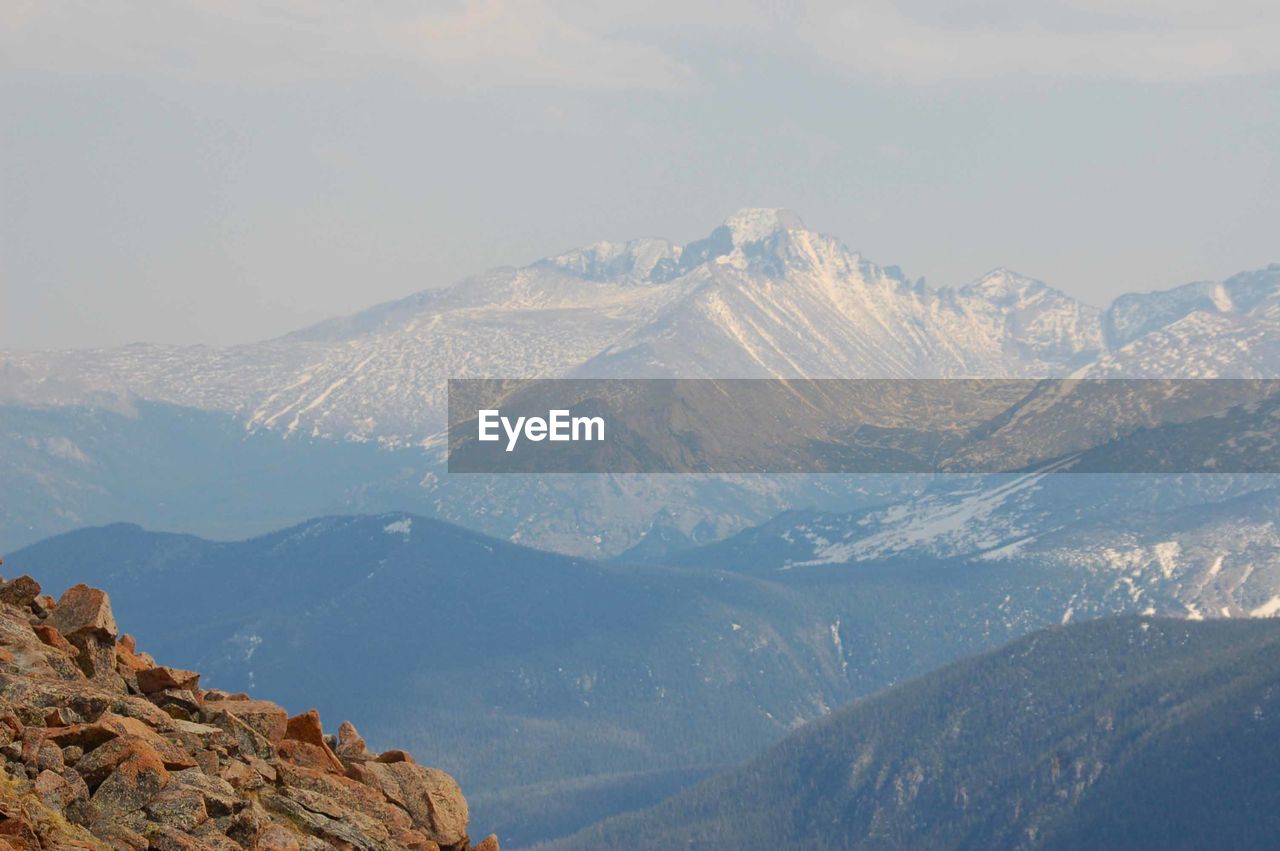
[0,0,698,91]
[791,0,1280,83]
[3,0,1278,90]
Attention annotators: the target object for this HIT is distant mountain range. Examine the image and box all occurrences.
[545,615,1280,851]
[4,210,1277,444]
[10,507,1280,847]
[1,210,1277,554]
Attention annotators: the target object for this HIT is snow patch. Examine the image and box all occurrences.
[383,518,413,539]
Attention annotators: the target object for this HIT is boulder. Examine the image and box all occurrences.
[33,769,75,809]
[75,736,169,788]
[145,784,209,831]
[335,721,368,760]
[138,666,201,695]
[255,824,301,851]
[48,585,118,641]
[283,710,344,772]
[90,743,169,816]
[167,768,239,817]
[144,824,210,851]
[217,699,287,745]
[0,576,41,609]
[347,761,469,847]
[277,739,344,774]
[46,585,122,685]
[283,709,326,747]
[33,625,80,659]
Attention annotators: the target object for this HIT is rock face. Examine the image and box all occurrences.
[0,567,495,851]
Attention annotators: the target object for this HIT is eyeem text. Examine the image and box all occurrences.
[477,409,606,452]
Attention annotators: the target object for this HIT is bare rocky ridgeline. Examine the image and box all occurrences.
[0,564,498,851]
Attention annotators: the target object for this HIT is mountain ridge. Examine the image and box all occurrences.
[542,615,1280,851]
[3,211,1276,445]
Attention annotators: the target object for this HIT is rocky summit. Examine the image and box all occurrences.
[0,564,498,851]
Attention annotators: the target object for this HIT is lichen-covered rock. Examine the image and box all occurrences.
[217,699,288,746]
[48,585,118,642]
[137,666,201,695]
[348,760,470,847]
[0,575,496,850]
[0,576,42,609]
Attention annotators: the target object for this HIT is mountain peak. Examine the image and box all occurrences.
[965,267,1045,294]
[722,208,806,245]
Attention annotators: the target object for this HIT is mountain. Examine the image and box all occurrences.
[674,472,1280,618]
[13,508,1280,847]
[0,570,498,850]
[4,515,890,847]
[11,209,1263,447]
[545,615,1280,851]
[1,212,1276,556]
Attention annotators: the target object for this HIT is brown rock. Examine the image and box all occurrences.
[94,823,150,850]
[145,783,210,831]
[335,721,368,759]
[33,768,75,808]
[282,710,344,773]
[138,666,201,694]
[255,824,301,851]
[393,831,441,851]
[167,718,231,755]
[276,763,412,837]
[260,791,375,850]
[219,759,264,793]
[205,709,274,763]
[244,754,278,783]
[217,699,287,745]
[115,636,155,675]
[168,767,239,817]
[44,707,76,727]
[90,744,170,815]
[0,811,40,848]
[190,821,248,851]
[0,576,41,609]
[113,694,178,728]
[191,747,220,777]
[223,804,264,847]
[277,739,344,774]
[56,712,198,772]
[145,824,211,850]
[348,761,469,847]
[0,714,21,743]
[76,735,169,788]
[474,835,500,851]
[373,749,415,764]
[151,688,204,721]
[48,584,119,641]
[46,721,117,751]
[33,624,80,659]
[36,740,65,773]
[283,709,326,748]
[202,690,250,702]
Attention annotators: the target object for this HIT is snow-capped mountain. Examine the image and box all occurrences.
[12,208,1264,446]
[669,471,1280,623]
[1,209,1276,555]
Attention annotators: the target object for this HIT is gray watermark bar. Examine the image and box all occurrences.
[447,378,1280,474]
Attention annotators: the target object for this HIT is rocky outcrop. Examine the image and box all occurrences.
[0,565,498,851]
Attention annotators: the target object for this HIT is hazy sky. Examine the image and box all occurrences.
[3,0,1278,349]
